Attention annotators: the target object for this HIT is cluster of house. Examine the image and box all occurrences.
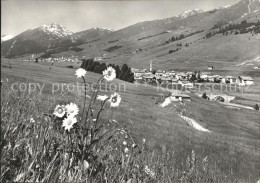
[21,57,82,63]
[132,68,254,86]
[201,74,254,86]
[133,69,196,88]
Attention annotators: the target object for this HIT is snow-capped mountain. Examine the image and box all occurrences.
[1,23,74,57]
[1,35,14,42]
[1,24,114,57]
[39,23,73,38]
[49,27,114,50]
[178,9,204,18]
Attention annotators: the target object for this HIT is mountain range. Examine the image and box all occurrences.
[1,0,260,70]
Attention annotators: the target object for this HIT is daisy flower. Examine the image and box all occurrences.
[83,160,90,170]
[75,68,87,78]
[53,105,66,118]
[124,147,129,153]
[103,66,116,81]
[123,141,127,146]
[97,95,109,101]
[109,92,121,107]
[132,144,137,148]
[62,115,77,132]
[65,103,79,116]
[30,118,35,123]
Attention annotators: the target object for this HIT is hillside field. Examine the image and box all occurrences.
[1,59,260,182]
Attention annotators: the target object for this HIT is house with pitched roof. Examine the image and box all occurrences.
[143,74,156,83]
[160,76,173,84]
[171,93,191,101]
[237,76,254,86]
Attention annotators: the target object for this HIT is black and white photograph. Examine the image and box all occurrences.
[1,0,260,182]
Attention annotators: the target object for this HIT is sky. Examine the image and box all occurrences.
[1,0,239,36]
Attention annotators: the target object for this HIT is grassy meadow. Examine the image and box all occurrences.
[1,59,260,182]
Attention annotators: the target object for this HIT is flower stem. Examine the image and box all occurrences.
[93,98,108,131]
[82,76,87,123]
[85,76,104,125]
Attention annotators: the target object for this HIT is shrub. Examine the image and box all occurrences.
[66,65,74,69]
[103,45,123,52]
[108,40,119,44]
[202,92,208,100]
[70,46,84,52]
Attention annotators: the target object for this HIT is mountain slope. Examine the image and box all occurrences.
[1,25,114,57]
[48,27,114,52]
[1,23,74,57]
[50,0,260,70]
[1,35,14,42]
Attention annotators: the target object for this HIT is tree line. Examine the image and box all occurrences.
[206,20,260,39]
[80,58,134,83]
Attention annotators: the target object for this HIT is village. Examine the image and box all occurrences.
[132,62,254,87]
[20,56,255,88]
[20,56,82,63]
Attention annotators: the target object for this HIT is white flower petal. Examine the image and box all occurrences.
[65,103,79,116]
[103,67,116,81]
[62,115,77,131]
[75,68,87,78]
[97,95,109,101]
[53,105,66,118]
[109,92,121,107]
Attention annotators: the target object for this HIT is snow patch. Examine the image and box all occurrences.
[223,5,231,8]
[92,27,115,32]
[160,97,172,107]
[1,35,14,42]
[178,9,204,18]
[178,114,211,132]
[241,13,248,18]
[248,0,253,13]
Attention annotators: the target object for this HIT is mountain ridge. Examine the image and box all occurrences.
[1,0,260,68]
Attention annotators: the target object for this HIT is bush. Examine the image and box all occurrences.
[103,45,123,52]
[70,47,84,52]
[202,92,208,100]
[108,40,118,44]
[66,65,74,69]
